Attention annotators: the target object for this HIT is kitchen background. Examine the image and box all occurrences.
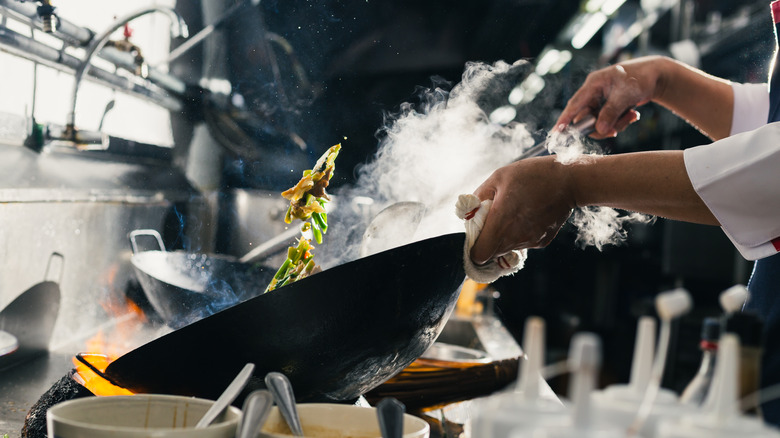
[0,0,771,434]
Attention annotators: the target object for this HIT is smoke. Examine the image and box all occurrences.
[319,59,650,267]
[570,207,655,251]
[546,127,655,250]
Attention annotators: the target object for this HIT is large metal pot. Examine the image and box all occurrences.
[105,232,466,403]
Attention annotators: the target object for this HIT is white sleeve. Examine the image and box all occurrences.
[684,122,780,260]
[730,82,769,135]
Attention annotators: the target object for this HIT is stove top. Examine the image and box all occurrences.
[0,352,76,437]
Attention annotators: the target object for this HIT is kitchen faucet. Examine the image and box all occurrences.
[63,6,188,146]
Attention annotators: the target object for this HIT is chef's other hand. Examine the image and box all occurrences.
[555,56,669,139]
[469,156,575,265]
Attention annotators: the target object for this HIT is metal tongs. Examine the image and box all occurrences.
[512,115,597,162]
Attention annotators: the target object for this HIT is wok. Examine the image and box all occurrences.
[105,232,466,403]
[128,229,277,329]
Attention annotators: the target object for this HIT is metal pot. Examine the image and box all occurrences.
[105,232,466,403]
[128,230,276,329]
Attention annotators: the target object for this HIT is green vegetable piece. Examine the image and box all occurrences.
[312,212,328,233]
[287,246,299,262]
[311,220,323,244]
[273,259,292,280]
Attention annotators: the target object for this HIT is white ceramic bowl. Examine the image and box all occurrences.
[259,403,430,438]
[47,394,241,438]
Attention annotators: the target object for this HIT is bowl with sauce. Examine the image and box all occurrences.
[260,403,430,438]
[46,394,241,438]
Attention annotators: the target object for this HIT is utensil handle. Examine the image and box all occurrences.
[128,229,166,254]
[377,398,405,438]
[44,252,65,284]
[196,363,255,429]
[237,390,274,438]
[265,372,304,436]
[238,227,301,264]
[512,114,597,162]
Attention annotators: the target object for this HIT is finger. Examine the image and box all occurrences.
[473,184,496,203]
[614,109,640,133]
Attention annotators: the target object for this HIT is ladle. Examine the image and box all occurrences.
[236,389,274,438]
[265,372,304,436]
[196,362,255,428]
[360,201,427,257]
[377,398,405,438]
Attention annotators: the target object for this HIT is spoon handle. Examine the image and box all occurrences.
[237,390,274,438]
[265,372,304,436]
[196,363,255,428]
[377,398,405,438]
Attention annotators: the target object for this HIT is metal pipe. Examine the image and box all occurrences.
[0,0,92,46]
[67,6,189,135]
[0,2,187,103]
[0,25,181,111]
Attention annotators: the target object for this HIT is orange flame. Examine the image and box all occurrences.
[72,354,134,396]
[74,271,149,395]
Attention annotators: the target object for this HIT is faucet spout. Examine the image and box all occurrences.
[66,6,188,141]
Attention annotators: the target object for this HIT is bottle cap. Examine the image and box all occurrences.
[700,317,721,344]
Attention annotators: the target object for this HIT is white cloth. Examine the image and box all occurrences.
[455,194,526,283]
[683,82,780,260]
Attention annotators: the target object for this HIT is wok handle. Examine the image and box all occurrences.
[128,229,166,254]
[44,252,65,284]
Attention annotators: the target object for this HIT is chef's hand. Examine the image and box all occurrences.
[555,56,669,139]
[469,156,575,265]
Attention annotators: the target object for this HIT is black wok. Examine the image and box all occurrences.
[105,232,466,403]
[128,229,276,329]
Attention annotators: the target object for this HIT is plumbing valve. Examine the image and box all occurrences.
[35,0,57,33]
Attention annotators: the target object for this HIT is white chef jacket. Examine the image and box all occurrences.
[683,82,780,260]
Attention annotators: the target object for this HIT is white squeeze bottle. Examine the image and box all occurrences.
[511,332,624,438]
[656,333,780,438]
[468,316,566,438]
[592,315,691,437]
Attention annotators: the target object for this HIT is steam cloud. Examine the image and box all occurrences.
[320,59,651,267]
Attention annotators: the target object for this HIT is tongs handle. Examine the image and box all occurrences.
[513,115,597,162]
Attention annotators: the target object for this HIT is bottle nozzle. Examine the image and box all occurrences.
[719,285,748,314]
[628,316,657,393]
[655,288,692,320]
[517,316,545,399]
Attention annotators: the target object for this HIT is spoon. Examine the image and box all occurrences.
[196,363,255,428]
[377,398,405,438]
[264,372,304,436]
[236,389,274,438]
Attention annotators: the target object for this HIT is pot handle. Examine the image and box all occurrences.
[44,252,65,284]
[128,229,166,254]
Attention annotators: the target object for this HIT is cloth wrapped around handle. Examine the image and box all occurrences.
[455,194,526,284]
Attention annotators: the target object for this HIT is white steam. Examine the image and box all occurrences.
[546,127,655,250]
[320,59,651,267]
[571,207,655,250]
[322,60,537,266]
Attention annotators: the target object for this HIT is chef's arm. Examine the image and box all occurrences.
[470,151,718,265]
[556,56,734,141]
[567,150,719,224]
[651,57,734,140]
